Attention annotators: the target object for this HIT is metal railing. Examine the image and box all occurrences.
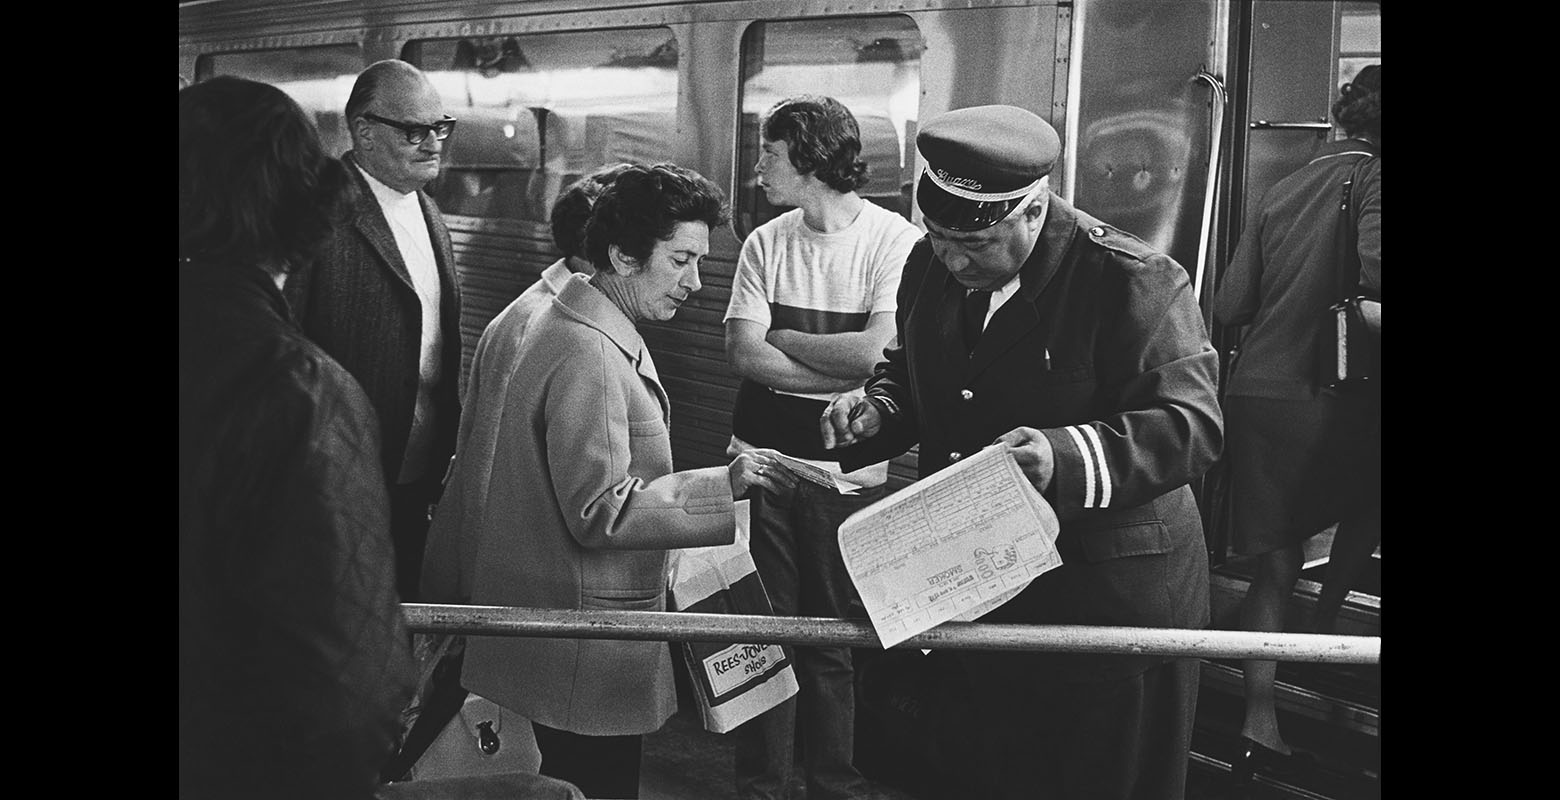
[403,604,1380,664]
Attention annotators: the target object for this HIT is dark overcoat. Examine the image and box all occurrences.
[284,151,462,484]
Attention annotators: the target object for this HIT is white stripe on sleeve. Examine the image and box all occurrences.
[1078,425,1111,507]
[1064,425,1097,508]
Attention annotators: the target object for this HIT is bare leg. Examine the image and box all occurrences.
[1313,504,1381,635]
[1237,542,1304,755]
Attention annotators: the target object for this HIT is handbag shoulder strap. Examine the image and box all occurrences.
[1334,155,1375,301]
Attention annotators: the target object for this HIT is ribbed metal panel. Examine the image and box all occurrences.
[447,220,556,396]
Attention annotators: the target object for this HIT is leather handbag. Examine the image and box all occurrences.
[1323,296,1376,388]
[407,693,542,781]
[1319,156,1378,389]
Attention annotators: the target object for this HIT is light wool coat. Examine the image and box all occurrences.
[423,259,575,605]
[456,274,735,736]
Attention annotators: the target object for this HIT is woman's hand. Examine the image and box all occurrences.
[728,447,798,499]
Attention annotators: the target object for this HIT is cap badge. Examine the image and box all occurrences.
[934,168,983,192]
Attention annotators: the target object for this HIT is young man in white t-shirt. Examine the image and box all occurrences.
[724,95,922,800]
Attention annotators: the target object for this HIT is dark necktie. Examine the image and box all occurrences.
[962,289,992,354]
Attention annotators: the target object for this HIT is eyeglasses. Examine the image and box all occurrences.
[361,112,458,145]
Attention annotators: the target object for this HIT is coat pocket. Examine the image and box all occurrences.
[1076,521,1172,563]
[582,587,664,612]
[1065,521,1177,628]
[627,417,667,438]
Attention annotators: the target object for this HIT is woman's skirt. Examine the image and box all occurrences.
[1224,390,1380,556]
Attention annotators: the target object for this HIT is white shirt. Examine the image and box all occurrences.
[971,272,1023,331]
[724,202,923,488]
[358,163,444,484]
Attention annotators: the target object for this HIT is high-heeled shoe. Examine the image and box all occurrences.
[1229,736,1318,785]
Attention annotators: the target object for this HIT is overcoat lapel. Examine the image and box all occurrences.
[343,151,416,293]
[555,277,672,424]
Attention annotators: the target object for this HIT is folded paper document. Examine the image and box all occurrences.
[773,452,867,494]
[838,445,1062,648]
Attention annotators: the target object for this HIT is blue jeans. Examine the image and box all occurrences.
[734,480,886,800]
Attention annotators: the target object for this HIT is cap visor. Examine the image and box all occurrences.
[917,172,1023,232]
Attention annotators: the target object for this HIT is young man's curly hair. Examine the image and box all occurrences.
[762,95,870,193]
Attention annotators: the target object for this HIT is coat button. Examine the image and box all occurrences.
[1090,226,1105,237]
[960,389,974,401]
[949,451,963,462]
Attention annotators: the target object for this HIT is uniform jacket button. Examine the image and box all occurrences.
[949,451,963,462]
[960,389,974,401]
[1090,225,1105,237]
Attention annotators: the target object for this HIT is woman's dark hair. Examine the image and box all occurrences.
[179,76,355,272]
[762,95,870,193]
[1331,64,1380,142]
[585,163,729,272]
[551,162,635,260]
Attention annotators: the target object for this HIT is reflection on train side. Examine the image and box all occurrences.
[409,30,681,223]
[1080,108,1196,253]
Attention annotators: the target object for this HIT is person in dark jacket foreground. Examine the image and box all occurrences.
[179,75,416,800]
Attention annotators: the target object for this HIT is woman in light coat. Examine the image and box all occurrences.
[454,163,795,799]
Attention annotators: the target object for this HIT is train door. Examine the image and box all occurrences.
[1191,4,1382,794]
[1206,0,1382,574]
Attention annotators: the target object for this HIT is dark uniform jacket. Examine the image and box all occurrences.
[842,193,1222,680]
[179,262,415,799]
[284,151,462,484]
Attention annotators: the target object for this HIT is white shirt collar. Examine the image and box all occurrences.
[355,160,422,213]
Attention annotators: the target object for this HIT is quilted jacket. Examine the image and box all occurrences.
[179,261,416,799]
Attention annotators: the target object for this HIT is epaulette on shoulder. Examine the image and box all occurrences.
[1081,221,1157,263]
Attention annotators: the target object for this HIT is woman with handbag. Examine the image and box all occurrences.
[451,163,796,800]
[1212,64,1380,782]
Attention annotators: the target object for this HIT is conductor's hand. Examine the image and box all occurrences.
[820,395,880,450]
[994,427,1055,494]
[729,447,798,499]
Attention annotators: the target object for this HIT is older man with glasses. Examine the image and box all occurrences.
[284,58,464,607]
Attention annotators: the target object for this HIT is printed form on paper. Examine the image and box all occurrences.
[838,445,1063,648]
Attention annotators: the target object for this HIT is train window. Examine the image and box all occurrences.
[735,16,923,238]
[404,29,679,223]
[195,45,363,161]
[1338,2,1381,88]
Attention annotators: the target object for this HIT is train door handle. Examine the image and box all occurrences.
[1249,120,1333,135]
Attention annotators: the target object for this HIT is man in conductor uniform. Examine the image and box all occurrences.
[286,59,463,602]
[822,105,1222,799]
